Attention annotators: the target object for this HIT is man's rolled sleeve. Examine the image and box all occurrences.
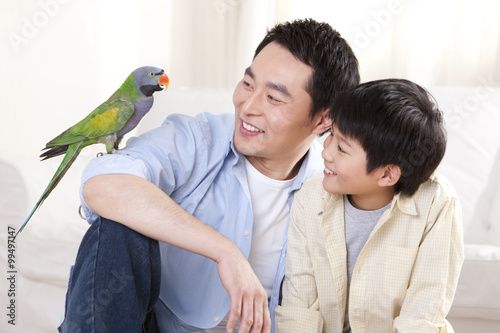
[79,153,152,223]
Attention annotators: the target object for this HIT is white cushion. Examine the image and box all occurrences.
[487,171,500,246]
[431,86,500,243]
[449,244,500,320]
[430,87,500,322]
[0,154,91,331]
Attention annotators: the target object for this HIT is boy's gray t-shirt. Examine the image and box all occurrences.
[343,195,391,333]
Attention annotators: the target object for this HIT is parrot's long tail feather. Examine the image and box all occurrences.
[40,144,70,160]
[14,141,85,239]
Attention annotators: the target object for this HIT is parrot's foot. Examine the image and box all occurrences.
[78,205,87,220]
[109,148,124,155]
[96,152,104,157]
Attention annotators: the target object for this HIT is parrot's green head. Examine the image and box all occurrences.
[133,66,170,97]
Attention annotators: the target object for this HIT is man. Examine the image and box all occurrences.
[59,19,359,333]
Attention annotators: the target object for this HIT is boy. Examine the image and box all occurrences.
[275,79,464,332]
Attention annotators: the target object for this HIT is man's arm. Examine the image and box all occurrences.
[83,173,271,333]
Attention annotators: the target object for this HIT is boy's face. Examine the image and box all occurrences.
[322,125,392,210]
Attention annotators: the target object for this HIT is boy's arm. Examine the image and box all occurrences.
[393,196,464,332]
[274,194,324,333]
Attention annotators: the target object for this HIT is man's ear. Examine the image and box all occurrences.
[312,108,333,135]
[377,164,401,188]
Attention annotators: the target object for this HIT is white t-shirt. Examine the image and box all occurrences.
[245,158,295,297]
[195,159,295,333]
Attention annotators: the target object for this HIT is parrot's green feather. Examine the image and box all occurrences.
[118,73,141,99]
[45,97,135,147]
[14,141,91,238]
[44,73,139,148]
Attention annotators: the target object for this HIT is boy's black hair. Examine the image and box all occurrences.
[330,79,447,196]
[254,18,360,121]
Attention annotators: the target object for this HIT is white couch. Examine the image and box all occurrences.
[1,86,499,332]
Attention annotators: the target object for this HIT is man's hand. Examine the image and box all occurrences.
[216,248,271,333]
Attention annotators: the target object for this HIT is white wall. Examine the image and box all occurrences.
[0,0,174,156]
[0,0,498,156]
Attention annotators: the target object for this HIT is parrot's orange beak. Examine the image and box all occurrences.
[158,73,170,90]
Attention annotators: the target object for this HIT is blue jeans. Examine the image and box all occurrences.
[58,217,161,333]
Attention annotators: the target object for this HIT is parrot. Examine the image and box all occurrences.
[14,66,169,238]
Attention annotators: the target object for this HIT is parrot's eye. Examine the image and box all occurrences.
[148,72,155,77]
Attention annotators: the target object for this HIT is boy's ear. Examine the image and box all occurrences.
[377,164,401,187]
[312,108,333,135]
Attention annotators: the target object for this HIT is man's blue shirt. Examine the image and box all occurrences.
[80,112,324,332]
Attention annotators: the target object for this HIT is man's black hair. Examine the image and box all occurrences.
[255,18,360,120]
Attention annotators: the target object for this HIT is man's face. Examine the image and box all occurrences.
[233,42,324,178]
